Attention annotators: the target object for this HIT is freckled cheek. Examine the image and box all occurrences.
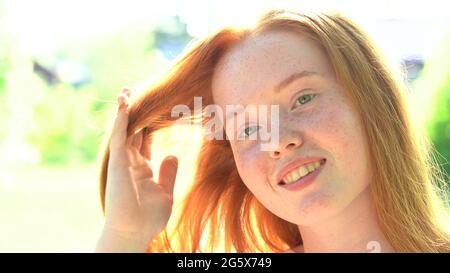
[309,106,369,181]
[303,109,345,147]
[234,148,268,188]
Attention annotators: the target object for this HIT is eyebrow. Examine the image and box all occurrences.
[274,70,319,93]
[225,70,320,122]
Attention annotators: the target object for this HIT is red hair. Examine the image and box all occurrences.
[98,10,450,252]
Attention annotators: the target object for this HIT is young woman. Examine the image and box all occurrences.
[95,10,450,253]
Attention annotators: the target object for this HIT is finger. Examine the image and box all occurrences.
[127,146,143,167]
[110,90,130,151]
[126,130,134,147]
[131,161,154,182]
[122,87,131,98]
[117,87,131,113]
[125,130,143,167]
[140,128,152,161]
[125,130,143,165]
[158,156,178,196]
[132,130,143,150]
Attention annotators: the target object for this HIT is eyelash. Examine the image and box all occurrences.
[239,124,261,138]
[292,93,316,109]
[239,93,316,138]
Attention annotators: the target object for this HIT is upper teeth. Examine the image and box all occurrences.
[282,161,321,184]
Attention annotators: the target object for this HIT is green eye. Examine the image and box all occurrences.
[241,125,260,138]
[294,94,315,107]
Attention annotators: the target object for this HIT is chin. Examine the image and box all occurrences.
[288,192,338,226]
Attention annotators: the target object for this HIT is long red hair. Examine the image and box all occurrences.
[98,10,450,252]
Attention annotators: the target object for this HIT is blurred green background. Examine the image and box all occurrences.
[0,0,448,252]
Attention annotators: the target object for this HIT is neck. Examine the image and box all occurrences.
[296,187,394,253]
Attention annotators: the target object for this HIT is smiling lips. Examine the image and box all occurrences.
[278,158,326,185]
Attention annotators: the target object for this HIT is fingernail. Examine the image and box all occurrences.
[121,87,131,98]
[167,156,178,167]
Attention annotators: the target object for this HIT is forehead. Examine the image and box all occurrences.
[212,30,334,105]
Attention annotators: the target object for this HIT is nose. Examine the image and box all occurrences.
[269,127,303,159]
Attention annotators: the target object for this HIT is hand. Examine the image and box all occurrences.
[96,88,178,252]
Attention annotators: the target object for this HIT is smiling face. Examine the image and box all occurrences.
[211,30,373,226]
